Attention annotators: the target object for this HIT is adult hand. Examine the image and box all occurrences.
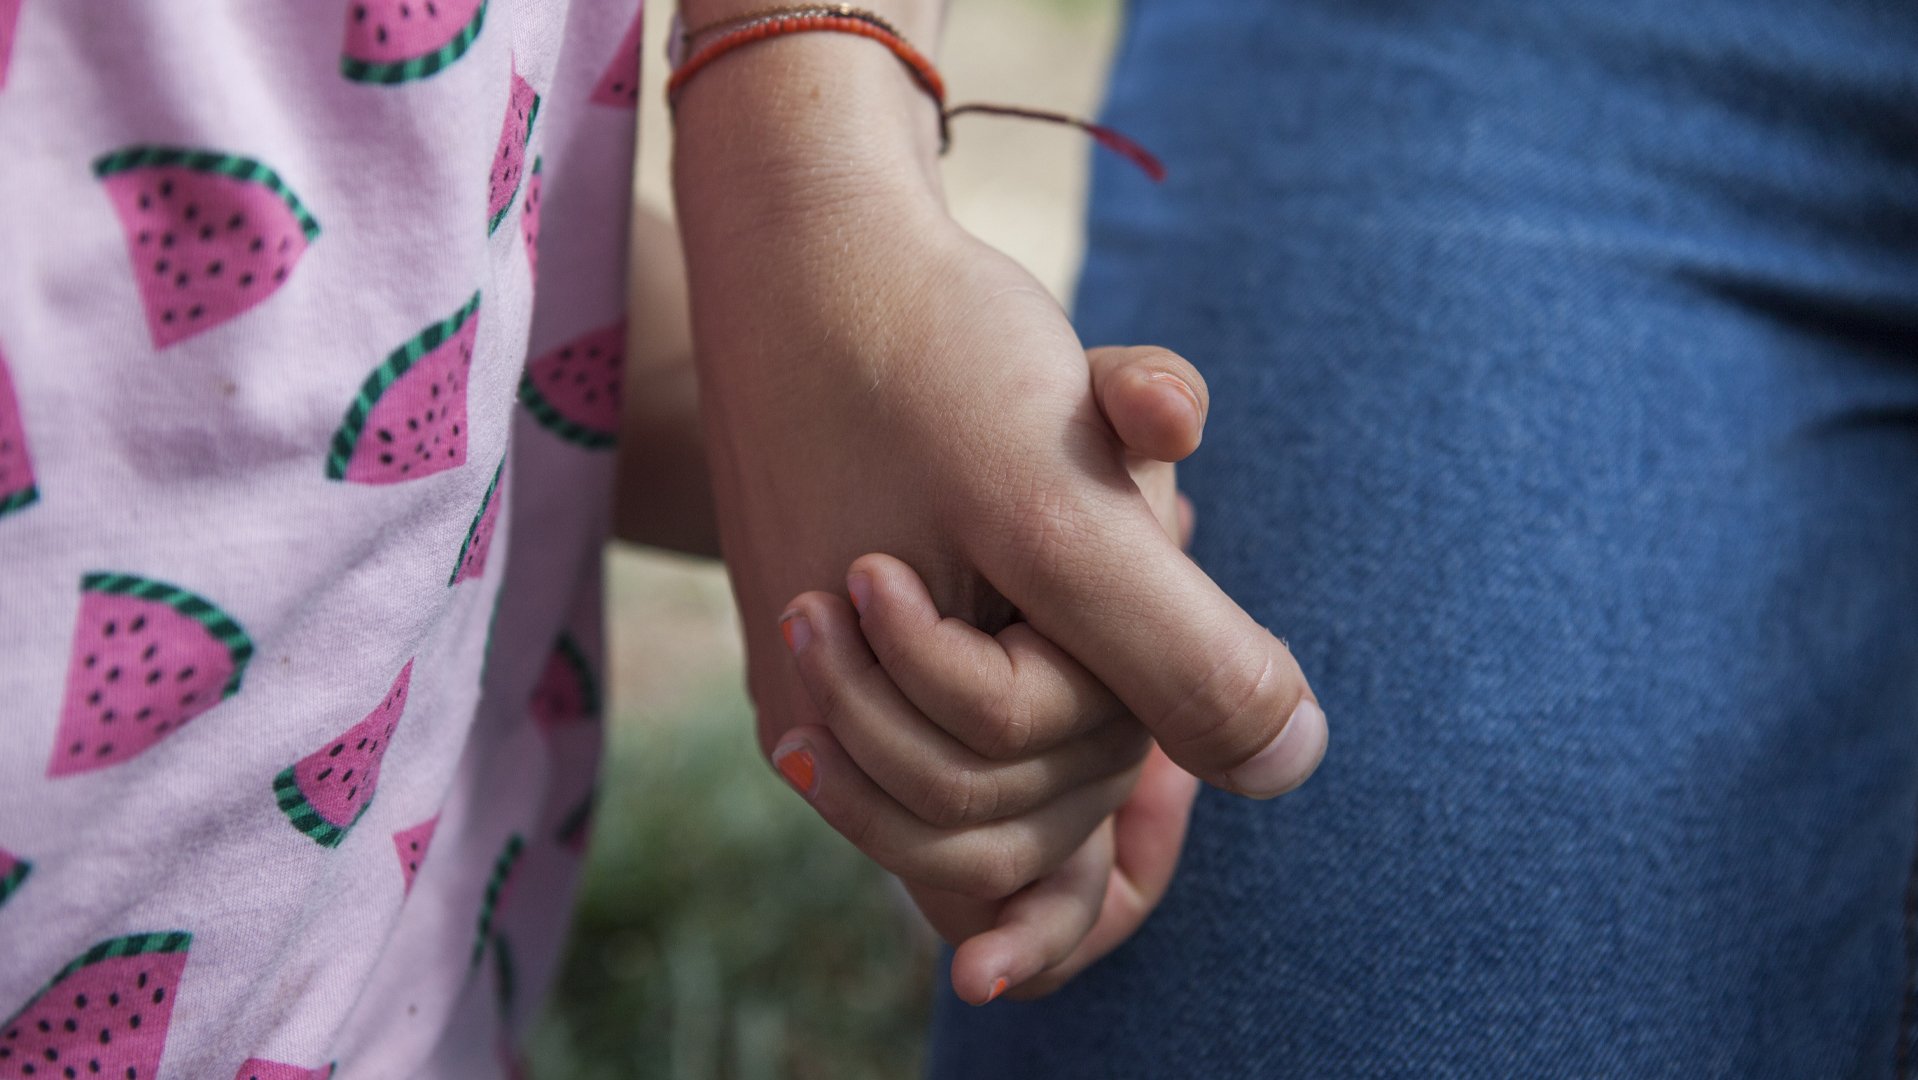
[672,19,1327,800]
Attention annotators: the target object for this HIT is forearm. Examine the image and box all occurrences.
[670,0,951,265]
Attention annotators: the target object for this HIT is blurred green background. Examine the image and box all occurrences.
[526,0,1120,1076]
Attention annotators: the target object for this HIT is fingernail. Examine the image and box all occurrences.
[847,572,872,615]
[780,612,812,655]
[1146,371,1203,426]
[1226,698,1327,799]
[982,977,1009,1005]
[773,742,817,797]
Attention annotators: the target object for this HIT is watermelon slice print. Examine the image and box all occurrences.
[0,345,37,519]
[273,661,413,848]
[487,64,539,236]
[50,573,253,778]
[0,848,29,911]
[341,0,487,84]
[589,5,644,108]
[491,931,516,1018]
[0,932,190,1080]
[449,456,505,585]
[518,321,623,449]
[555,792,593,854]
[470,833,524,966]
[233,1059,337,1080]
[94,147,319,349]
[531,633,599,733]
[521,157,542,288]
[325,292,480,484]
[393,814,439,896]
[0,0,22,91]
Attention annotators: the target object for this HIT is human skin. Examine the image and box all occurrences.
[667,0,1328,995]
[671,0,1326,809]
[613,206,1218,999]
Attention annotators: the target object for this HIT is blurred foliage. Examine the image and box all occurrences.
[527,679,936,1080]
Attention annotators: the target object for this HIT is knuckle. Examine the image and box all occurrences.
[808,670,854,730]
[834,797,883,858]
[919,767,1003,829]
[917,768,980,830]
[966,835,1035,901]
[972,685,1036,760]
[1157,638,1285,766]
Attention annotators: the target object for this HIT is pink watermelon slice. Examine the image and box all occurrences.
[233,1060,336,1080]
[325,292,480,483]
[589,5,644,108]
[531,633,599,733]
[449,456,505,585]
[341,0,487,84]
[94,146,319,349]
[518,321,623,449]
[273,661,413,848]
[470,833,524,966]
[0,345,37,519]
[0,848,28,910]
[50,573,254,778]
[521,157,542,288]
[487,64,540,236]
[392,814,439,896]
[0,931,190,1080]
[0,0,20,91]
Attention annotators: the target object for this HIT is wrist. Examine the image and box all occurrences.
[669,10,950,232]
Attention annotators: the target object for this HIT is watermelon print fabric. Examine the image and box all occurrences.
[0,2,637,1076]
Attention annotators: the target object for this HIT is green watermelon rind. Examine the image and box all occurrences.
[2,932,192,1031]
[486,93,542,237]
[517,373,617,449]
[549,633,602,718]
[80,572,255,699]
[555,791,593,848]
[340,0,490,85]
[449,455,506,586]
[324,291,483,480]
[0,485,38,520]
[469,833,524,967]
[491,931,516,1017]
[92,146,321,243]
[0,857,30,908]
[273,764,373,848]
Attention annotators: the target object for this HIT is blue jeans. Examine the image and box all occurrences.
[928,1,1918,1075]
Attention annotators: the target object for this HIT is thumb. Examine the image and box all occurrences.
[983,488,1326,799]
[1087,346,1209,464]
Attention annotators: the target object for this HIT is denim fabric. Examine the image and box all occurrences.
[928,1,1918,1076]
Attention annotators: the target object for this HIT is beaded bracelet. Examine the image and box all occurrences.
[665,4,1165,182]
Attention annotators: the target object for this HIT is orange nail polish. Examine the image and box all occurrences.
[847,572,872,614]
[774,743,816,797]
[780,612,811,654]
[983,977,1009,1004]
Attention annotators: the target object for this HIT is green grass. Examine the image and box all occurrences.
[527,678,935,1080]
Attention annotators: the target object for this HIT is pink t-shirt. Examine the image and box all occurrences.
[0,1,644,1075]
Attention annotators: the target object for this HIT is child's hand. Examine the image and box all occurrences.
[771,347,1249,1002]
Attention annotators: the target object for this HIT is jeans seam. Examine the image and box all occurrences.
[1899,800,1918,1080]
